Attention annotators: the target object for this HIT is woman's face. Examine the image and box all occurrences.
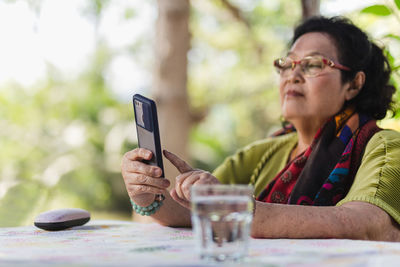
[279,32,352,128]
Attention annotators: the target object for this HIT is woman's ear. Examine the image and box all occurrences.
[345,71,365,101]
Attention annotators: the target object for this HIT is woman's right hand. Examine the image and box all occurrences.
[121,148,170,207]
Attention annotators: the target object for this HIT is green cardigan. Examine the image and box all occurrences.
[213,130,400,224]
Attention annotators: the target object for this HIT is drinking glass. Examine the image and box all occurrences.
[191,184,254,262]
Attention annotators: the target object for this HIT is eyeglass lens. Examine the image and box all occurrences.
[276,57,325,77]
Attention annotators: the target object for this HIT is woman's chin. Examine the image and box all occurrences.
[282,111,303,122]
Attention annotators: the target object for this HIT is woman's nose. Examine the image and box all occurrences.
[285,66,304,84]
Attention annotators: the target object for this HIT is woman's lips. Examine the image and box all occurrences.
[285,89,304,97]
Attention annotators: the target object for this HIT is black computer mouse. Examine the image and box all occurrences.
[34,208,90,231]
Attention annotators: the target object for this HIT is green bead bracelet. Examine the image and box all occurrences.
[130,194,165,216]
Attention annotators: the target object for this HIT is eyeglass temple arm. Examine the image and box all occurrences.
[324,59,351,71]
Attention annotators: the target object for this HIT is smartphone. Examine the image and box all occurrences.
[132,94,164,177]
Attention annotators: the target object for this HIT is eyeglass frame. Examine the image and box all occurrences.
[273,56,352,77]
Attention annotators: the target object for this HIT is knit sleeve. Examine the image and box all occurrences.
[337,130,400,224]
[212,133,298,196]
[212,140,274,185]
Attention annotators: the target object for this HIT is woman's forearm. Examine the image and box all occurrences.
[251,201,354,239]
[251,201,400,241]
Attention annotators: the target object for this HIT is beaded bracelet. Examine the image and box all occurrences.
[130,194,165,216]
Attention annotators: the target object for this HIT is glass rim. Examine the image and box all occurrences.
[191,184,254,195]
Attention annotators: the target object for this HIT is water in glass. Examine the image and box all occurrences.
[191,191,253,262]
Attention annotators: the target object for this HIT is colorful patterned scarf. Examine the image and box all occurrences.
[257,108,381,206]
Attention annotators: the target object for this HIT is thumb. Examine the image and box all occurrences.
[163,150,193,174]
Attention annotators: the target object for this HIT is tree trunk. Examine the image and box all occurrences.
[153,0,191,183]
[301,0,320,20]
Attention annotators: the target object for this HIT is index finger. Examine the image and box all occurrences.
[163,150,193,173]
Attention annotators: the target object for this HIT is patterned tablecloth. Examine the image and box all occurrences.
[1,220,400,266]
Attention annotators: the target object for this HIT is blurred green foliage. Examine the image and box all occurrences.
[0,1,135,226]
[0,45,135,226]
[359,0,400,119]
[1,0,400,227]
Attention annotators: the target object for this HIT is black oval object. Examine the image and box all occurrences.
[34,208,90,231]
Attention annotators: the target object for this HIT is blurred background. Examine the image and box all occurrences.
[0,0,399,226]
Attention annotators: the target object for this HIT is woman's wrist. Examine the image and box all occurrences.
[130,193,156,207]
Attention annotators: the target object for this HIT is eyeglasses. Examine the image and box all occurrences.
[273,56,351,77]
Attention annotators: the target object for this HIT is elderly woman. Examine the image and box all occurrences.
[121,16,400,241]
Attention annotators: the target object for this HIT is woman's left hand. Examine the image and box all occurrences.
[163,150,220,209]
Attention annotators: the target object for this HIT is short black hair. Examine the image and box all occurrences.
[291,16,396,120]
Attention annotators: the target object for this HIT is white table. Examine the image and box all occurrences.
[1,220,400,266]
